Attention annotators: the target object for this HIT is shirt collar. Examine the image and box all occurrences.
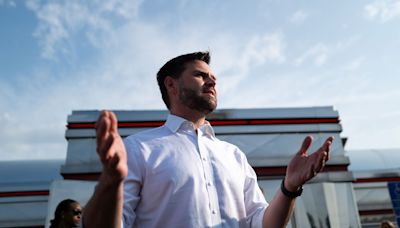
[165,114,216,138]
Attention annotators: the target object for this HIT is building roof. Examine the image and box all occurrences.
[347,149,400,172]
[0,159,63,192]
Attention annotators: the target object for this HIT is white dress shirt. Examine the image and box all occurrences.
[123,114,268,228]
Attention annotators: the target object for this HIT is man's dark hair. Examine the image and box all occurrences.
[157,51,211,109]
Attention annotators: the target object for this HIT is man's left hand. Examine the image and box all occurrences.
[284,136,334,192]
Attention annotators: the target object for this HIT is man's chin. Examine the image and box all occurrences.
[203,102,217,115]
[204,96,217,108]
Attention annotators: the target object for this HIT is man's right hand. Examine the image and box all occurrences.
[95,111,128,185]
[84,110,127,228]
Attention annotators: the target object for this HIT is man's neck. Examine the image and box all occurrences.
[170,107,208,129]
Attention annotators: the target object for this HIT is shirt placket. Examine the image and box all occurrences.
[197,129,222,227]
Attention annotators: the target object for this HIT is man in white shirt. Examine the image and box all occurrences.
[83,52,333,228]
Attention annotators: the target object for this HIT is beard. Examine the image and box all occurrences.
[178,83,217,115]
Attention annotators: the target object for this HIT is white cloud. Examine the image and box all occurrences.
[0,5,288,160]
[0,0,16,7]
[5,0,260,161]
[289,10,308,24]
[242,33,286,66]
[364,0,400,22]
[215,33,286,94]
[26,0,144,60]
[295,43,328,66]
[0,83,68,161]
[0,114,66,161]
[338,89,400,150]
[294,37,359,67]
[342,56,365,71]
[3,0,400,162]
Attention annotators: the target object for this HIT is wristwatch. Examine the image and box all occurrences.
[281,177,303,198]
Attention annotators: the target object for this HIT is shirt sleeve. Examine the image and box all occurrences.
[241,151,269,228]
[122,136,146,227]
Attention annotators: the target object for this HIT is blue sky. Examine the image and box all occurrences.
[1,0,400,161]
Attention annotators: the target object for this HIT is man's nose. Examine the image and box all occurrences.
[205,76,216,86]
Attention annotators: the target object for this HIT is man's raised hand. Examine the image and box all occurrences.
[284,136,334,192]
[95,111,128,185]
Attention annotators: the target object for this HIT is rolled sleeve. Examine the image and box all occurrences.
[242,154,269,228]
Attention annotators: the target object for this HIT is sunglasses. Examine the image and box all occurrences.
[71,209,82,216]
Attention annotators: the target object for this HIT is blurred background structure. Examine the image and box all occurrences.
[1,107,399,227]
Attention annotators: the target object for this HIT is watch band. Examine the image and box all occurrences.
[281,177,303,198]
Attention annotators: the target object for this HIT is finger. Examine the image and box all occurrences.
[96,111,110,152]
[97,134,115,161]
[314,137,333,158]
[321,136,334,161]
[108,111,119,136]
[322,136,333,151]
[313,151,328,173]
[312,136,334,172]
[297,136,313,156]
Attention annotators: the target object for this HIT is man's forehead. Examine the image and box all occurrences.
[186,60,214,73]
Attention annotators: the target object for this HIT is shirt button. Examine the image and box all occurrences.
[207,182,212,187]
[202,157,206,161]
[212,210,217,214]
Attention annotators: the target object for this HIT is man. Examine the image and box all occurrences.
[83,52,333,227]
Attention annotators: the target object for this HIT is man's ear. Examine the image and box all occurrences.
[165,76,178,96]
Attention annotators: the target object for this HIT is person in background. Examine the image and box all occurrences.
[380,220,395,228]
[50,199,82,228]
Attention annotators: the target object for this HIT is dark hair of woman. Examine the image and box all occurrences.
[50,198,81,228]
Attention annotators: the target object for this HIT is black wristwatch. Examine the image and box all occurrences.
[281,177,303,198]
